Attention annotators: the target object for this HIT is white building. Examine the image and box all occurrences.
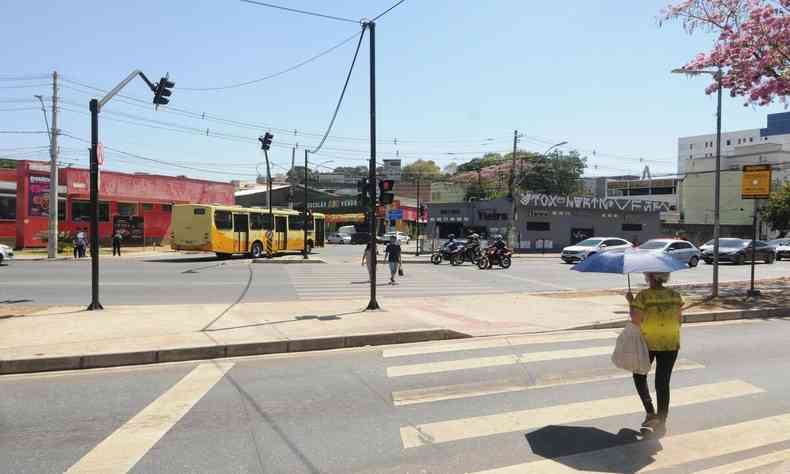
[677,112,790,174]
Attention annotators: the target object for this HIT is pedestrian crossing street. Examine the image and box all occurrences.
[285,263,518,301]
[381,320,790,473]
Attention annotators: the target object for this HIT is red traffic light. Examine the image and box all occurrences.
[379,179,394,192]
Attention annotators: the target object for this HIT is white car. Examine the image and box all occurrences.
[637,239,702,267]
[561,237,632,263]
[768,239,790,261]
[383,231,410,244]
[0,243,13,265]
[326,232,352,244]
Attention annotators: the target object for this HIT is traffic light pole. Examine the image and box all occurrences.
[415,173,421,256]
[86,70,173,311]
[366,20,380,311]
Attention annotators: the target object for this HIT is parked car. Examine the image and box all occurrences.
[699,238,743,253]
[0,243,12,265]
[382,231,410,244]
[702,239,775,265]
[560,237,633,263]
[637,239,701,267]
[326,232,352,244]
[767,239,790,261]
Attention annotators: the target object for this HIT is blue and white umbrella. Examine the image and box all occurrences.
[571,249,690,290]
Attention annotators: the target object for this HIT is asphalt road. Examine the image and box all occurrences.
[2,245,790,306]
[3,318,790,473]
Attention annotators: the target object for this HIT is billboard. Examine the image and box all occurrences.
[28,175,51,217]
[382,159,401,181]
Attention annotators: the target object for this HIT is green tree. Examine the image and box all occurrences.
[456,153,503,174]
[287,166,318,185]
[517,150,586,195]
[402,159,442,179]
[763,182,790,237]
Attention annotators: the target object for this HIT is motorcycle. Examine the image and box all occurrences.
[453,241,482,266]
[431,241,462,265]
[477,245,513,269]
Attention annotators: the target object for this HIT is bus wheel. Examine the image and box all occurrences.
[250,241,264,259]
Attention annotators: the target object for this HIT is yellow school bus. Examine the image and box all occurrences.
[171,204,325,258]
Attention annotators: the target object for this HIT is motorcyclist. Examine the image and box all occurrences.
[443,234,461,252]
[492,234,507,255]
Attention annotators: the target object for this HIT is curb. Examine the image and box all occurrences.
[0,328,469,375]
[567,306,790,331]
[253,258,327,264]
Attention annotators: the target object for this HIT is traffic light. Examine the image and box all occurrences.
[153,74,175,107]
[357,178,370,207]
[378,179,394,205]
[259,132,274,151]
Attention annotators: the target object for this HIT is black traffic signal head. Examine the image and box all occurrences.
[259,132,274,151]
[153,74,175,108]
[357,178,368,193]
[379,179,394,192]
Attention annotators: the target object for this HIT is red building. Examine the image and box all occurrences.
[0,161,235,249]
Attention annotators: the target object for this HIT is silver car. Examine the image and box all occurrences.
[0,243,13,265]
[326,232,352,244]
[561,237,633,263]
[637,239,701,267]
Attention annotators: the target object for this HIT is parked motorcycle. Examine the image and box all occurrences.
[477,245,513,269]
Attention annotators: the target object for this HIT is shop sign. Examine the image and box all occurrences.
[741,164,772,199]
[28,175,51,217]
[388,209,403,220]
[113,215,145,244]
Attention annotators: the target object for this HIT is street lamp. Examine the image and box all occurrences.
[672,67,723,298]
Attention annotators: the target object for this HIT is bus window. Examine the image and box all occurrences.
[289,218,304,231]
[214,210,232,230]
[250,212,273,230]
[275,216,287,233]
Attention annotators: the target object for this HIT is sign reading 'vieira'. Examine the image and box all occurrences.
[741,164,772,200]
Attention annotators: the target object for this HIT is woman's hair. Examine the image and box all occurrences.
[645,272,670,284]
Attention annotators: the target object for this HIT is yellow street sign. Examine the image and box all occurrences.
[741,164,772,199]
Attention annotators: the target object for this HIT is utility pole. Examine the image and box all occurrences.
[289,144,297,208]
[303,149,309,259]
[415,173,421,256]
[366,20,380,310]
[508,129,519,248]
[48,71,59,258]
[712,69,723,298]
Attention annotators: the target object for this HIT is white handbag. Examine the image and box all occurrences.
[611,323,651,375]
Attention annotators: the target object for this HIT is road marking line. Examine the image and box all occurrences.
[400,380,762,449]
[392,360,704,406]
[695,447,790,474]
[387,346,613,378]
[471,411,790,473]
[383,331,619,358]
[65,362,234,474]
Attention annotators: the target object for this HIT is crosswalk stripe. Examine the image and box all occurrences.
[387,346,613,378]
[695,447,790,474]
[65,362,233,473]
[470,411,790,473]
[392,360,704,406]
[383,331,619,358]
[400,380,763,449]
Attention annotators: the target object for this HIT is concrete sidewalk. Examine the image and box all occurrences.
[2,282,789,374]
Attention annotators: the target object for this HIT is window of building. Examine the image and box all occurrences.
[162,204,172,213]
[726,139,731,146]
[117,202,137,217]
[749,137,753,143]
[72,201,109,222]
[0,195,15,220]
[622,223,643,232]
[214,210,232,230]
[526,221,550,231]
[737,138,742,144]
[142,203,154,212]
[689,143,693,150]
[58,199,65,221]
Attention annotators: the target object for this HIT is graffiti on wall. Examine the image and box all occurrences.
[520,192,671,213]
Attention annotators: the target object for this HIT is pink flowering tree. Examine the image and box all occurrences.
[662,0,789,105]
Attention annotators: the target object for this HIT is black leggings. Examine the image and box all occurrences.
[633,350,678,419]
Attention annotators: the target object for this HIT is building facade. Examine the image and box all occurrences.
[1,161,235,248]
[427,193,665,251]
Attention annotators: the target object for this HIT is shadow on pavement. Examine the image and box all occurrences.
[203,311,365,333]
[526,425,661,472]
[145,255,249,264]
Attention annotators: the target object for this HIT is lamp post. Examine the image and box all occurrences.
[672,67,723,298]
[510,140,567,250]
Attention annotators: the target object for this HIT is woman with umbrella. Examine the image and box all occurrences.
[572,250,687,431]
[627,272,683,431]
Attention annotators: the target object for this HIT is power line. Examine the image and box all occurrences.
[0,75,49,81]
[180,31,363,91]
[240,0,359,24]
[309,26,365,154]
[0,130,48,134]
[0,83,52,89]
[372,0,406,21]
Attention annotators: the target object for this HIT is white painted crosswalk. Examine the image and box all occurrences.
[285,265,515,300]
[382,326,786,473]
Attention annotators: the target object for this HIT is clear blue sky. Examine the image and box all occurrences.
[1,0,786,180]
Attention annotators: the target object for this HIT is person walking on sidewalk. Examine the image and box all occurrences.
[112,229,123,256]
[384,235,402,285]
[361,241,376,282]
[626,272,683,431]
